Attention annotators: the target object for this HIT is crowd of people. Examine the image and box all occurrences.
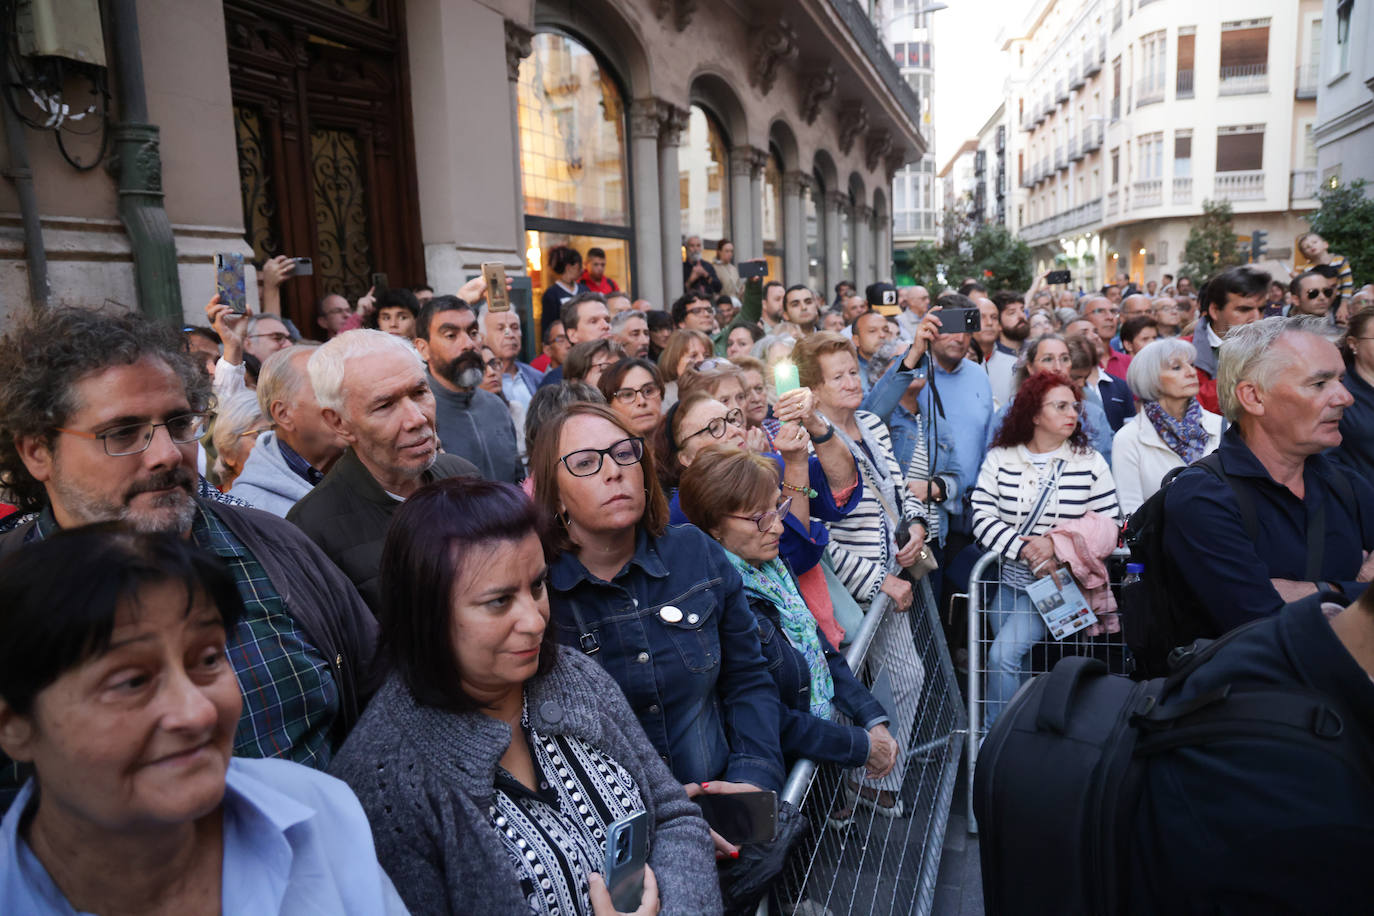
[0,226,1372,913]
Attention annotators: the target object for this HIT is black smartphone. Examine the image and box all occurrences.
[936,306,982,335]
[214,253,247,315]
[1046,269,1072,285]
[603,810,649,912]
[371,272,389,296]
[694,790,778,846]
[739,259,768,280]
[291,256,313,276]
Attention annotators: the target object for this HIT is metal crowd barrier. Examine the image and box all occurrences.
[762,569,968,916]
[962,548,1133,831]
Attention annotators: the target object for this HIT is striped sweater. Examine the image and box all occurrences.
[824,410,926,606]
[970,442,1121,564]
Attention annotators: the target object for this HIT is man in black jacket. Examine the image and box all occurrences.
[288,329,478,613]
[0,306,377,798]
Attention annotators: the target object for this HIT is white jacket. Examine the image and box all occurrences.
[1111,408,1222,516]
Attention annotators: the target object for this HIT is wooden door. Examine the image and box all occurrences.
[225,0,423,337]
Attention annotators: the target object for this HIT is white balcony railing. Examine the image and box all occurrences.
[1136,79,1165,106]
[1133,179,1163,207]
[1172,176,1192,204]
[1106,189,1119,217]
[1215,170,1265,201]
[1219,63,1269,96]
[1295,65,1319,99]
[1291,169,1319,201]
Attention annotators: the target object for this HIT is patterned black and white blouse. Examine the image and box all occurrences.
[489,700,647,915]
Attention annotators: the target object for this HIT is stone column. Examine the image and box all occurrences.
[853,205,873,291]
[629,99,664,309]
[875,206,892,281]
[505,21,534,273]
[729,147,754,255]
[781,171,807,284]
[748,148,767,259]
[824,191,845,297]
[658,103,688,305]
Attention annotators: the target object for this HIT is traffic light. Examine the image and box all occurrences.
[1251,229,1268,263]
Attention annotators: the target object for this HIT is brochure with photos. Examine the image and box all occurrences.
[1026,566,1097,641]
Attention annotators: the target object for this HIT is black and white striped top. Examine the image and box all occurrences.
[970,443,1121,564]
[825,410,926,606]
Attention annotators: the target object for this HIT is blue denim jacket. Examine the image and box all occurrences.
[548,525,786,792]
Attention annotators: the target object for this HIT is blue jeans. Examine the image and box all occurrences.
[984,581,1045,727]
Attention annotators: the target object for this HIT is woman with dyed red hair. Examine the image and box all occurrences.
[970,371,1121,725]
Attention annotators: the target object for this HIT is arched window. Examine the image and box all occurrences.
[679,106,732,248]
[517,32,632,329]
[806,171,824,293]
[762,149,784,280]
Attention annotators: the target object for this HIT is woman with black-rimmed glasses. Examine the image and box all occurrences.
[532,402,785,866]
[597,358,666,440]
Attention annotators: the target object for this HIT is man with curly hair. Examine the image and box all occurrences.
[0,306,378,809]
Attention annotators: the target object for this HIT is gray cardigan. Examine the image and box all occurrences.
[329,648,722,916]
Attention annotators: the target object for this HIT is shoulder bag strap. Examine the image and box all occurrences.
[1016,458,1065,538]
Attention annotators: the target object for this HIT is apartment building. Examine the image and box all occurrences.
[885,0,941,282]
[975,103,1015,231]
[1313,0,1374,185]
[1003,0,1321,292]
[937,139,981,243]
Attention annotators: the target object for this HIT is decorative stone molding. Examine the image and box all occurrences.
[837,103,868,155]
[630,99,662,139]
[865,129,894,173]
[826,190,850,215]
[800,65,836,126]
[657,102,690,148]
[857,204,875,225]
[884,149,908,184]
[729,147,756,178]
[675,0,697,31]
[782,170,811,196]
[504,21,533,82]
[748,147,769,179]
[750,20,798,95]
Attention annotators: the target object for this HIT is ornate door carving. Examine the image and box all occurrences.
[225,0,422,336]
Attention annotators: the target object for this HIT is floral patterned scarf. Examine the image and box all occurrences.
[1143,397,1210,464]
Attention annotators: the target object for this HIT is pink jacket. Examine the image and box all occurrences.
[1047,511,1121,635]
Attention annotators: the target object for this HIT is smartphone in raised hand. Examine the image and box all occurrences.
[214,253,247,315]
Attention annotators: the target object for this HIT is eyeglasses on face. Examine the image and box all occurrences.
[57,412,209,457]
[726,495,794,533]
[1044,399,1083,415]
[685,407,746,442]
[484,358,503,371]
[695,357,733,372]
[560,436,645,477]
[686,306,714,317]
[1306,287,1339,300]
[612,382,663,404]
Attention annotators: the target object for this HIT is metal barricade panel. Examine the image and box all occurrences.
[964,548,1132,830]
[765,572,967,916]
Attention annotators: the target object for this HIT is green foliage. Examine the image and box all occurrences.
[895,207,1033,292]
[1179,199,1244,284]
[1306,179,1374,286]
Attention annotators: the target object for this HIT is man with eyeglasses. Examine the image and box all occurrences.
[414,296,522,485]
[1187,265,1268,414]
[672,291,717,333]
[0,306,379,800]
[1289,269,1342,320]
[287,330,479,614]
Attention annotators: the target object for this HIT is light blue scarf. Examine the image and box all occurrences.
[723,551,835,720]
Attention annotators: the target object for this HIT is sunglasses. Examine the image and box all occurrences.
[1306,287,1339,301]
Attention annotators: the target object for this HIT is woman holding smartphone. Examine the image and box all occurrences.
[331,478,719,915]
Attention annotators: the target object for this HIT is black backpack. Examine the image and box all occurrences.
[973,623,1373,916]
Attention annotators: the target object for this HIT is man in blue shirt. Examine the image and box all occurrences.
[1165,316,1374,633]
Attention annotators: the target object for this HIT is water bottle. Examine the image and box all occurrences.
[1122,562,1144,588]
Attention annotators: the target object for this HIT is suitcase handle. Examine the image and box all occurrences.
[1036,655,1108,734]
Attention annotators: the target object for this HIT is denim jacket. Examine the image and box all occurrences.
[548,525,786,792]
[887,402,964,542]
[746,593,887,769]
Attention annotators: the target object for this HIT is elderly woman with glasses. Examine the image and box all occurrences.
[331,478,719,915]
[971,371,1121,724]
[678,445,898,782]
[1111,338,1222,515]
[532,402,785,860]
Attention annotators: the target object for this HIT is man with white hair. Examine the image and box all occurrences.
[286,329,478,613]
[1163,316,1374,634]
[228,344,347,516]
[478,305,543,410]
[894,285,930,341]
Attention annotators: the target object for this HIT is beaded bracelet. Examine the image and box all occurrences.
[780,480,819,499]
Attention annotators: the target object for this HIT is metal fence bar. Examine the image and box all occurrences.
[965,547,1133,832]
[763,568,967,916]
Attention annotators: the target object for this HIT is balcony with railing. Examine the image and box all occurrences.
[1106,189,1119,217]
[1215,170,1265,201]
[1219,63,1269,96]
[1110,96,1121,121]
[1018,196,1104,244]
[1291,169,1319,202]
[1295,64,1319,99]
[1172,176,1192,204]
[1112,2,1122,31]
[830,0,922,122]
[1136,78,1164,107]
[1070,65,1084,89]
[1056,80,1069,103]
[1055,146,1066,170]
[1068,135,1082,160]
[1085,49,1101,76]
[1176,69,1194,99]
[1132,179,1162,208]
[1082,124,1102,152]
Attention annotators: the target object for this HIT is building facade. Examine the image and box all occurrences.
[936,138,979,243]
[1002,0,1321,292]
[884,0,939,283]
[1313,0,1374,186]
[0,0,926,332]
